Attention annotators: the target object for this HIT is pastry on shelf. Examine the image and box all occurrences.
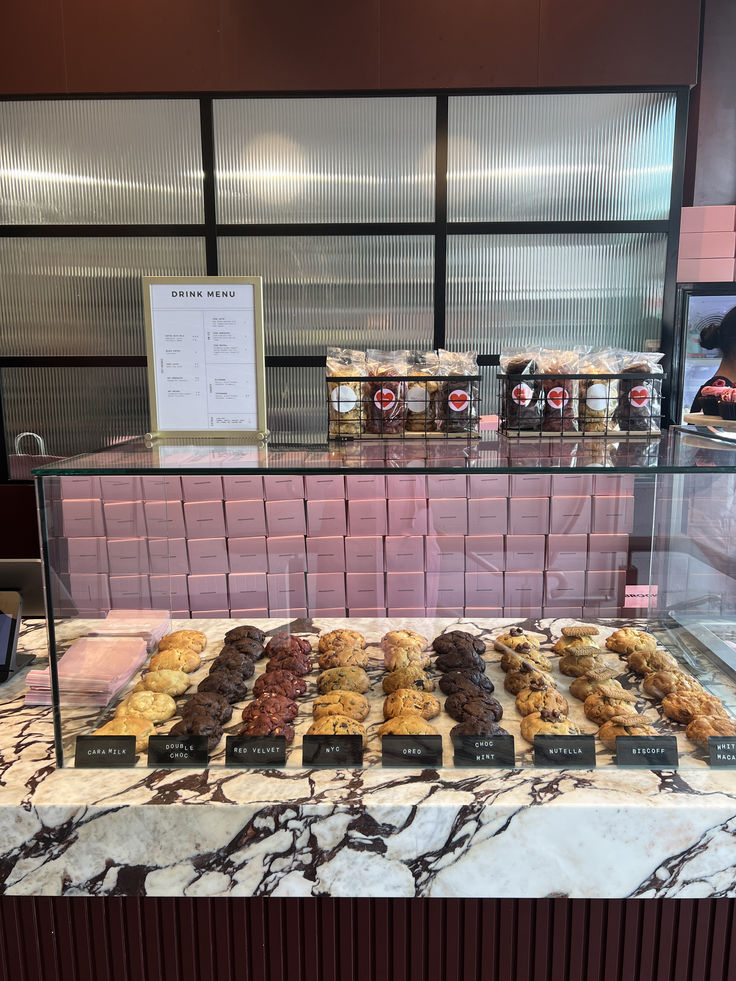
[382,666,435,694]
[583,685,639,724]
[552,626,600,655]
[378,716,439,737]
[493,627,542,652]
[383,689,441,721]
[383,647,431,672]
[169,715,223,752]
[148,648,201,673]
[515,682,569,717]
[569,668,620,701]
[450,720,509,740]
[380,629,427,654]
[266,650,312,677]
[318,629,366,653]
[181,691,233,724]
[93,716,154,752]
[661,692,728,724]
[685,715,736,749]
[499,645,551,673]
[626,648,678,675]
[597,714,657,750]
[318,647,370,670]
[520,709,582,744]
[115,691,177,723]
[134,669,191,697]
[558,647,607,677]
[504,662,556,695]
[444,689,503,724]
[605,628,657,655]
[312,691,370,722]
[439,670,495,696]
[225,625,266,646]
[197,669,248,702]
[265,634,312,657]
[253,670,307,700]
[242,694,299,724]
[432,631,486,655]
[158,629,207,654]
[434,649,486,674]
[641,670,703,701]
[318,666,372,694]
[307,715,366,739]
[209,650,255,678]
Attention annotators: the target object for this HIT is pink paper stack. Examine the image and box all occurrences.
[88,609,171,651]
[25,636,148,706]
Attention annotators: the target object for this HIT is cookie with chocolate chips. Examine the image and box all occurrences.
[444,689,503,724]
[499,645,551,673]
[439,670,495,696]
[252,670,307,700]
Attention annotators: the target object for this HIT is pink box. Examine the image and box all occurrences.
[505,535,545,572]
[62,499,105,538]
[588,533,629,572]
[266,536,307,574]
[267,572,307,609]
[593,475,636,496]
[387,474,427,499]
[426,606,465,617]
[269,608,308,619]
[545,570,586,606]
[677,258,736,282]
[222,475,264,500]
[465,572,504,607]
[310,608,347,618]
[426,535,465,573]
[426,573,464,608]
[508,498,549,535]
[263,475,305,501]
[387,499,428,536]
[468,474,509,498]
[307,572,347,609]
[586,570,626,603]
[141,475,183,500]
[464,607,503,618]
[344,537,384,573]
[305,475,345,500]
[149,538,189,575]
[467,499,507,535]
[385,536,424,573]
[100,476,142,502]
[184,500,226,539]
[68,573,110,609]
[582,605,620,618]
[187,573,228,610]
[181,475,223,501]
[306,537,345,573]
[427,498,468,536]
[504,572,543,607]
[510,474,551,497]
[228,573,268,609]
[60,476,101,500]
[228,537,268,574]
[346,475,386,500]
[591,497,634,535]
[388,608,426,618]
[547,534,588,571]
[427,474,467,498]
[188,538,229,574]
[386,572,424,607]
[551,475,593,496]
[349,608,387,618]
[306,500,346,537]
[104,501,146,538]
[549,496,592,535]
[542,606,584,617]
[107,538,150,575]
[346,572,386,608]
[348,500,387,536]
[109,574,150,609]
[150,574,189,607]
[144,500,186,538]
[465,535,503,573]
[266,499,307,537]
[67,538,108,574]
[680,205,736,234]
[231,608,268,618]
[679,231,736,260]
[225,500,267,537]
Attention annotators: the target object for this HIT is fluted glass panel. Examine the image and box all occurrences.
[266,366,326,440]
[446,233,668,352]
[214,97,435,223]
[0,100,204,224]
[4,367,149,464]
[219,235,434,356]
[0,237,207,357]
[448,93,676,222]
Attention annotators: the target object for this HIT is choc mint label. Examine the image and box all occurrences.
[453,734,515,767]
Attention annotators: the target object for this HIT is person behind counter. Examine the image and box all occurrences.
[691,304,736,412]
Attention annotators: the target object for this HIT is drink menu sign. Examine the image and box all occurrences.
[143,276,267,440]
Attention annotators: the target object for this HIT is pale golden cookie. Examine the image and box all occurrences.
[307,714,366,738]
[504,664,556,695]
[382,666,435,694]
[558,647,606,677]
[569,669,620,701]
[115,691,176,722]
[383,647,431,672]
[316,666,371,695]
[627,648,678,676]
[642,670,703,701]
[662,692,727,724]
[515,686,569,717]
[312,691,370,722]
[93,716,154,752]
[378,716,439,737]
[133,669,190,697]
[493,630,542,652]
[158,629,207,653]
[499,647,551,673]
[148,647,201,673]
[685,715,736,750]
[318,647,370,670]
[383,689,441,720]
[598,714,657,751]
[553,635,601,655]
[520,710,581,744]
[605,629,656,655]
[317,629,366,653]
[583,686,639,724]
[380,629,428,653]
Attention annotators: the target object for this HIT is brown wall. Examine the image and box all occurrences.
[0,0,701,94]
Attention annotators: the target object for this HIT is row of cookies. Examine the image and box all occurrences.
[238,631,313,742]
[307,629,372,738]
[378,630,441,737]
[429,630,509,740]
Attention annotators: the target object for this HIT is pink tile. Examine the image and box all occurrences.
[227,537,268,574]
[385,536,424,573]
[348,608,387,617]
[346,572,386,608]
[181,475,224,501]
[680,205,736,234]
[386,474,427,499]
[148,538,189,575]
[266,536,307,574]
[387,572,424,608]
[100,476,142,502]
[508,498,549,535]
[188,538,229,574]
[267,572,307,609]
[348,499,387,536]
[427,474,467,498]
[504,571,543,607]
[68,573,110,609]
[60,476,101,500]
[263,475,305,501]
[387,499,428,536]
[547,534,588,571]
[344,537,384,573]
[677,257,736,282]
[310,608,347,617]
[426,535,465,573]
[306,499,346,537]
[107,538,150,575]
[228,572,268,609]
[269,608,308,619]
[104,501,146,538]
[551,474,593,496]
[510,474,551,497]
[586,570,626,603]
[306,537,345,573]
[150,574,189,607]
[184,500,227,539]
[346,475,386,500]
[171,611,191,619]
[187,573,228,610]
[109,574,151,609]
[549,496,592,535]
[427,498,468,536]
[191,610,230,619]
[593,475,636,496]
[266,499,307,537]
[465,572,504,607]
[465,535,504,573]
[426,573,464,608]
[591,497,634,535]
[225,500,267,537]
[144,500,186,538]
[467,498,507,535]
[679,231,736,259]
[505,535,545,572]
[62,499,105,538]
[468,474,509,498]
[141,475,183,500]
[464,607,503,617]
[388,608,426,618]
[426,606,464,617]
[588,533,629,572]
[222,475,264,500]
[67,538,108,574]
[545,570,586,606]
[305,475,345,500]
[307,572,347,609]
[542,606,583,617]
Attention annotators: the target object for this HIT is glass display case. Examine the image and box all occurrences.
[33,429,736,771]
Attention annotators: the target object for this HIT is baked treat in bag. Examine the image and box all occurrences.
[613,352,664,433]
[435,349,480,434]
[538,349,578,432]
[363,350,409,435]
[499,348,542,430]
[327,347,366,438]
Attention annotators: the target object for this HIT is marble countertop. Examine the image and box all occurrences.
[2,616,736,899]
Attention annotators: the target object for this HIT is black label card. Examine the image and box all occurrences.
[708,737,736,767]
[226,735,286,767]
[453,734,515,767]
[534,734,596,768]
[302,735,363,767]
[616,736,679,768]
[147,735,208,768]
[382,735,443,768]
[75,735,136,768]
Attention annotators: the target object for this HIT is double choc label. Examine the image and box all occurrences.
[226,735,286,767]
[382,735,442,768]
[616,736,679,768]
[453,734,515,767]
[709,737,736,767]
[534,734,596,768]
[302,735,363,767]
[75,735,136,768]
[147,735,208,768]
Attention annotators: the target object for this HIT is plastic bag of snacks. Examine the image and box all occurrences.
[578,348,621,433]
[405,351,440,433]
[499,347,543,430]
[613,352,664,432]
[326,347,366,438]
[538,349,579,432]
[364,350,410,435]
[435,350,480,434]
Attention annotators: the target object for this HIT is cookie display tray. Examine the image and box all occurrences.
[54,615,736,771]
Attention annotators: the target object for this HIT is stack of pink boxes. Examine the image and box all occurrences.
[678,206,736,282]
[55,469,636,620]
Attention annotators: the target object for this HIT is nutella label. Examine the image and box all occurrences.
[534,734,596,768]
[226,735,286,767]
[616,736,678,768]
[330,385,357,414]
[709,737,736,767]
[147,735,208,768]
[453,734,515,767]
[382,735,442,768]
[302,735,363,767]
[75,736,137,768]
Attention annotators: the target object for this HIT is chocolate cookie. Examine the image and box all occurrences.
[225,625,266,646]
[432,631,486,655]
[210,651,255,678]
[266,650,312,677]
[252,670,307,700]
[242,693,299,724]
[265,633,312,657]
[444,690,503,724]
[450,719,509,740]
[221,638,265,661]
[238,713,295,742]
[382,666,435,694]
[181,691,233,724]
[169,716,223,753]
[317,666,371,694]
[434,649,486,674]
[439,670,495,696]
[197,670,249,703]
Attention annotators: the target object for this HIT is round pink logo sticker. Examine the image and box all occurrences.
[374,388,396,411]
[546,387,569,409]
[511,382,533,407]
[448,389,470,412]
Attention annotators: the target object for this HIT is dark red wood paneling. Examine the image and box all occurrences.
[0,0,67,94]
[0,485,40,559]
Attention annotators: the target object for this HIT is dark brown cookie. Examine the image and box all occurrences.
[210,651,255,678]
[169,717,223,752]
[265,633,312,657]
[242,693,299,724]
[197,670,249,703]
[432,631,486,655]
[450,720,509,740]
[434,649,486,673]
[444,690,504,724]
[439,670,495,696]
[252,669,307,700]
[225,625,266,645]
[265,650,312,677]
[238,713,295,742]
[220,638,265,661]
[180,691,233,724]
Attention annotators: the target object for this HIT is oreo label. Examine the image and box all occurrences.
[382,735,442,767]
[448,389,469,412]
[330,384,357,414]
[75,736,136,768]
[453,734,515,767]
[629,385,650,408]
[226,735,286,767]
[511,382,533,407]
[546,387,569,410]
[373,388,396,411]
